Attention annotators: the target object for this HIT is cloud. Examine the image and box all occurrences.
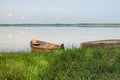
[21,16,26,19]
[8,12,13,17]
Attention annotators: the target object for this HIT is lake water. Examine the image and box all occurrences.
[0,26,120,52]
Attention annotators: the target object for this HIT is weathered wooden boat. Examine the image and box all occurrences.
[80,39,120,48]
[30,39,64,52]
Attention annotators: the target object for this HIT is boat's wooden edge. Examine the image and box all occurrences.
[80,39,120,48]
[30,40,65,52]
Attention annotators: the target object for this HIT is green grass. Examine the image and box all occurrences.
[0,48,120,80]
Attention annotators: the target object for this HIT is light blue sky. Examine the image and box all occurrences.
[0,0,120,24]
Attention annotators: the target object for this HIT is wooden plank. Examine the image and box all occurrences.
[80,39,120,48]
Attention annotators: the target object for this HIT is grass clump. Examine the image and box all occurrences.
[0,48,120,80]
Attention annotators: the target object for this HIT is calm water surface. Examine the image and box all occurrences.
[0,26,120,52]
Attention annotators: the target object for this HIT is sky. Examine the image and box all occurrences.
[0,0,120,24]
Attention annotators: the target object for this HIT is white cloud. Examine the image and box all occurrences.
[8,12,13,17]
[21,16,26,19]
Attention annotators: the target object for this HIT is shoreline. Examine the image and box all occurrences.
[0,48,120,79]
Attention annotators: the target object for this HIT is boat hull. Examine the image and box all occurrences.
[80,39,120,48]
[30,39,64,52]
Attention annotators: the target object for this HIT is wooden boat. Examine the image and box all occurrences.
[30,39,64,52]
[80,39,120,48]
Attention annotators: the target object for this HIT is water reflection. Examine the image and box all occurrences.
[0,27,120,52]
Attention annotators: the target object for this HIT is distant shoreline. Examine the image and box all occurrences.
[0,23,120,27]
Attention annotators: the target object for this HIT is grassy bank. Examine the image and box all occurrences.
[0,48,120,80]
